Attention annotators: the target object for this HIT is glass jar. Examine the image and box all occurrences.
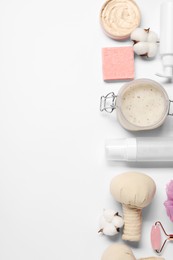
[100,79,173,131]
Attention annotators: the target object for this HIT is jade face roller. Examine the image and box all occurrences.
[100,79,173,131]
[151,221,173,254]
[151,181,173,254]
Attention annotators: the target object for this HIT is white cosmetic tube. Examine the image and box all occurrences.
[157,0,173,79]
[105,138,173,161]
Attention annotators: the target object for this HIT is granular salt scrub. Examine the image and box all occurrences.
[100,79,173,131]
[121,82,166,127]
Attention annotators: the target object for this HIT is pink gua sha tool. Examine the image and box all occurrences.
[151,180,173,254]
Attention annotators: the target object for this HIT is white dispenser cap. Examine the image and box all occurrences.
[105,138,137,161]
[156,55,173,80]
[157,0,173,80]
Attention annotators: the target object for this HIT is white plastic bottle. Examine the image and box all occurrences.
[105,138,173,161]
[157,0,173,80]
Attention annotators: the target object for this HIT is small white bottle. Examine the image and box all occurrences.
[105,138,173,161]
[157,0,173,80]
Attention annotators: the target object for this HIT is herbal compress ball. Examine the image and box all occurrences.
[101,244,135,260]
[110,172,156,241]
[101,243,164,260]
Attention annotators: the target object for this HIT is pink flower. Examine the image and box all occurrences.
[164,200,173,222]
[166,180,173,200]
[164,180,173,222]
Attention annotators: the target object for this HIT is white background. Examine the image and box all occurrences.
[0,0,173,259]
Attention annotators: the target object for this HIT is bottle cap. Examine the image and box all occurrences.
[105,138,137,161]
[156,55,173,80]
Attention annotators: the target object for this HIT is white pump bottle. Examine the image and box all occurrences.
[105,138,173,162]
[157,0,173,80]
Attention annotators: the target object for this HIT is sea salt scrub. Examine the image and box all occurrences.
[121,83,166,127]
[100,79,172,131]
[117,79,169,130]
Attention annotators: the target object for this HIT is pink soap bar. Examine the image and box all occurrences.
[102,46,134,81]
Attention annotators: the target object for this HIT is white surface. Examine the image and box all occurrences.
[0,0,173,259]
[159,0,173,79]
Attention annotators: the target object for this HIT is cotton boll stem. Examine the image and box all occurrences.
[144,28,150,33]
[122,204,142,241]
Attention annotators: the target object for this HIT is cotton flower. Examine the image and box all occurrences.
[98,209,124,236]
[133,42,149,56]
[147,31,159,43]
[131,27,159,58]
[147,43,158,58]
[130,27,148,42]
[164,180,173,221]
